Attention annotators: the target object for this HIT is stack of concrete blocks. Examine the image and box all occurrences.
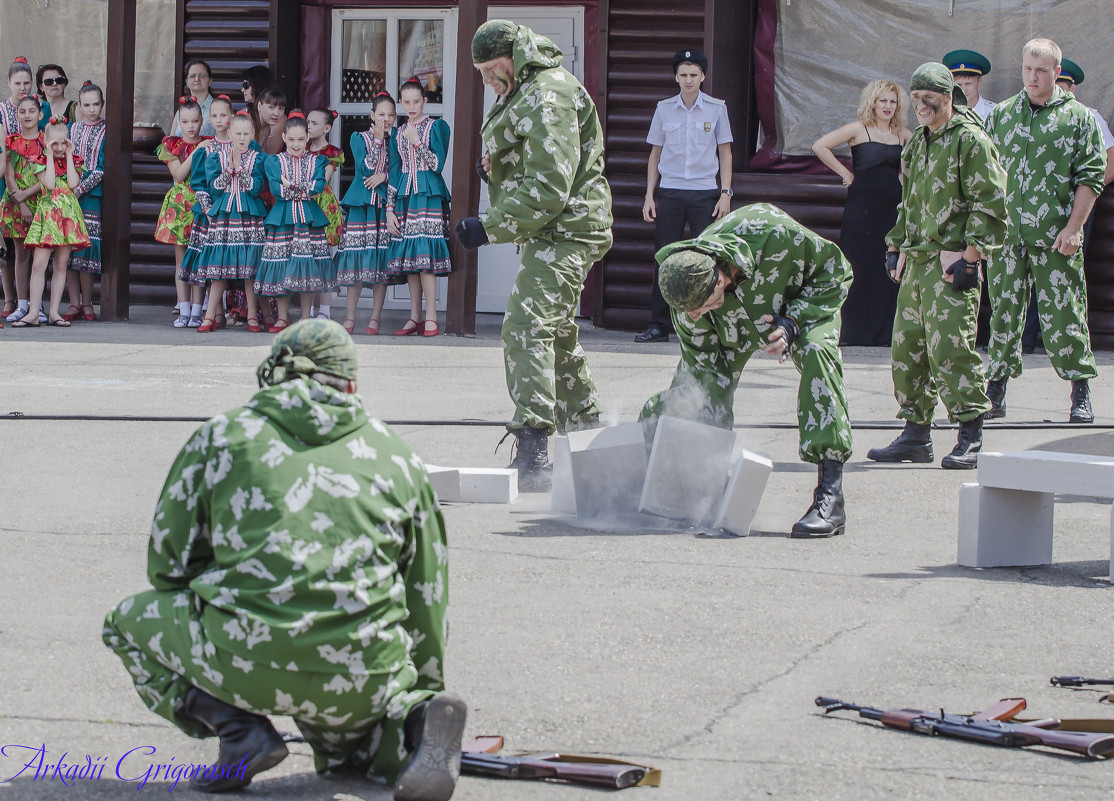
[426,465,518,504]
[550,423,649,518]
[639,416,738,523]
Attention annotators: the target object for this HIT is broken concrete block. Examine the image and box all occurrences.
[425,465,462,503]
[713,449,774,536]
[956,482,1054,568]
[550,435,576,514]
[978,450,1114,497]
[639,415,735,523]
[558,423,648,519]
[459,467,518,504]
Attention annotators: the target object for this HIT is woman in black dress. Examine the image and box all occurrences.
[813,80,911,346]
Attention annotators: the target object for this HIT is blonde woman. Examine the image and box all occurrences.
[813,79,912,345]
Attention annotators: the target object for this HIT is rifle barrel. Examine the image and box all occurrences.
[1051,676,1114,687]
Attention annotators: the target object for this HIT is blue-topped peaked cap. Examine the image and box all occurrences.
[942,49,992,77]
[1058,58,1084,85]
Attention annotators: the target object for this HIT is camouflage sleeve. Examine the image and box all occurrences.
[146,425,216,592]
[958,130,1009,255]
[1072,109,1106,198]
[782,236,853,332]
[481,82,581,244]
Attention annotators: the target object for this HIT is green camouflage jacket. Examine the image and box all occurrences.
[146,379,448,687]
[984,86,1106,248]
[886,108,1008,257]
[479,25,613,244]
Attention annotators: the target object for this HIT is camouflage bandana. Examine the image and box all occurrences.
[910,62,967,107]
[256,319,358,387]
[658,250,721,312]
[471,20,518,64]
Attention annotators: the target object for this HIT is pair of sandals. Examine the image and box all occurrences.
[395,319,440,337]
[62,304,97,322]
[341,318,382,335]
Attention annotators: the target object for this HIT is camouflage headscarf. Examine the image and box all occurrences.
[910,62,968,107]
[471,19,518,63]
[256,319,358,388]
[658,250,721,312]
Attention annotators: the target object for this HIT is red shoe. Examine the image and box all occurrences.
[81,304,97,322]
[394,319,419,336]
[61,305,82,322]
[341,318,355,334]
[214,315,227,330]
[246,318,262,333]
[364,318,381,336]
[197,317,216,333]
[268,318,290,333]
[421,320,440,337]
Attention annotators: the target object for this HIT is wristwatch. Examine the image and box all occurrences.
[721,188,733,196]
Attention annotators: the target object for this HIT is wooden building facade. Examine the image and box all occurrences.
[103,0,1114,348]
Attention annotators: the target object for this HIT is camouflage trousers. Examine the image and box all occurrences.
[640,312,853,464]
[987,243,1097,381]
[502,229,613,434]
[102,591,434,783]
[891,253,989,424]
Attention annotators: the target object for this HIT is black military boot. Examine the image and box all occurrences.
[1069,379,1094,424]
[865,422,933,463]
[394,691,468,801]
[790,460,846,538]
[985,377,1007,419]
[507,426,551,491]
[183,687,288,792]
[940,417,983,470]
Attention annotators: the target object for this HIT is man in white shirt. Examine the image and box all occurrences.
[943,49,996,122]
[638,49,733,343]
[1056,58,1114,187]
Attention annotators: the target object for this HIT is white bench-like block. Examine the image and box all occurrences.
[977,451,1114,497]
[424,465,517,504]
[957,482,1055,568]
[639,415,736,523]
[425,466,462,503]
[550,436,577,514]
[713,449,774,536]
[555,424,649,518]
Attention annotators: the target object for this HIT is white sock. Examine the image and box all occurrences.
[177,301,190,316]
[317,306,332,320]
[191,303,203,318]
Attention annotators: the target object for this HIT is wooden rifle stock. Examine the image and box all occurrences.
[460,752,646,788]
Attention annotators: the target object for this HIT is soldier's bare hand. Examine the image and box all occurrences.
[481,153,491,175]
[1052,226,1083,256]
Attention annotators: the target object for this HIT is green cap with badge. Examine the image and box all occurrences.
[911,62,967,107]
[657,250,721,312]
[942,49,992,77]
[1058,58,1085,85]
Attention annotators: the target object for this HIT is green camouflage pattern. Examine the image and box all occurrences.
[479,24,613,243]
[256,318,358,387]
[909,61,968,107]
[103,379,448,783]
[503,229,611,433]
[984,87,1103,382]
[639,204,853,464]
[657,250,720,312]
[471,19,518,63]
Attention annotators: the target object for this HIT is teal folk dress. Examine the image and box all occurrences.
[179,141,220,285]
[195,146,267,281]
[68,118,105,273]
[334,128,396,286]
[385,117,451,276]
[255,152,334,296]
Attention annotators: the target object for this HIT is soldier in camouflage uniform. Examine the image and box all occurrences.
[983,38,1106,424]
[103,320,465,801]
[456,20,613,491]
[868,63,1009,470]
[640,202,853,538]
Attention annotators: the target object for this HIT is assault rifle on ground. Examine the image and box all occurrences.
[460,736,656,789]
[815,696,1114,758]
[1051,676,1114,688]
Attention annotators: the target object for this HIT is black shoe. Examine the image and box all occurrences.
[985,377,1007,420]
[866,422,933,463]
[506,426,551,492]
[790,460,846,538]
[634,325,670,343]
[1069,379,1094,424]
[941,417,983,470]
[183,687,288,792]
[395,691,468,801]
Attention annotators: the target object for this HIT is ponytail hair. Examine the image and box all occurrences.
[399,76,425,98]
[309,106,338,124]
[8,57,32,80]
[80,81,105,104]
[371,91,396,113]
[284,109,308,134]
[209,94,234,115]
[16,92,41,110]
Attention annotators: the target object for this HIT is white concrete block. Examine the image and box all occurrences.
[978,451,1114,498]
[550,435,577,514]
[425,465,461,503]
[639,416,736,523]
[957,483,1055,568]
[713,449,774,536]
[458,467,518,504]
[1109,503,1114,584]
[562,423,648,519]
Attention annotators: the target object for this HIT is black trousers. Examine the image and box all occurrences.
[650,188,721,329]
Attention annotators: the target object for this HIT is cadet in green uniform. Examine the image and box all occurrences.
[456,20,614,491]
[640,202,853,538]
[983,38,1105,424]
[868,63,1008,470]
[102,320,466,801]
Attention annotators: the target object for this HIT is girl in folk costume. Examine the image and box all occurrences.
[65,81,106,321]
[306,106,343,320]
[179,94,234,327]
[385,77,451,337]
[1,92,45,323]
[1,57,36,319]
[156,96,211,327]
[255,111,332,332]
[335,91,397,335]
[195,110,266,332]
[13,116,90,328]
